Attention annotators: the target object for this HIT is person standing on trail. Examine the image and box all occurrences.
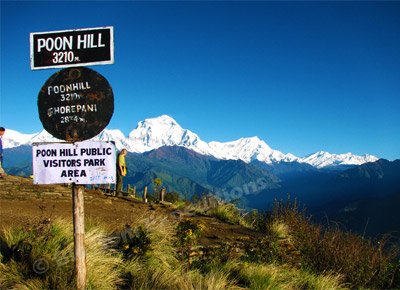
[0,127,6,178]
[116,148,127,196]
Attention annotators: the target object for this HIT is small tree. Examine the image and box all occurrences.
[176,219,205,269]
[153,178,162,195]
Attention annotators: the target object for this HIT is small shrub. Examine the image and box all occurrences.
[192,242,239,274]
[117,224,151,258]
[241,209,269,232]
[176,219,205,269]
[165,191,181,203]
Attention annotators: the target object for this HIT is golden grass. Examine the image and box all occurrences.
[0,218,123,289]
[1,199,398,289]
[225,261,345,290]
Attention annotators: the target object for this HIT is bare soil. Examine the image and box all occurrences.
[0,175,263,246]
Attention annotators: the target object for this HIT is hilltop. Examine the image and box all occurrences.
[0,175,260,247]
[1,175,399,289]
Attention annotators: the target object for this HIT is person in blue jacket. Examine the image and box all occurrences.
[0,127,5,178]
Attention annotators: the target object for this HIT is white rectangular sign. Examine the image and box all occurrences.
[33,141,116,185]
[30,26,114,70]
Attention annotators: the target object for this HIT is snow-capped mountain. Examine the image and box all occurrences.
[1,129,37,148]
[126,115,214,156]
[2,115,379,168]
[91,129,131,152]
[209,137,298,163]
[30,130,64,144]
[300,151,379,168]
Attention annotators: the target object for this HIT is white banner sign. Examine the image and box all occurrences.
[33,141,116,185]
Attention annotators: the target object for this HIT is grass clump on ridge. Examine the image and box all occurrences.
[224,261,344,290]
[0,218,122,289]
[188,195,245,226]
[118,213,234,289]
[207,203,242,225]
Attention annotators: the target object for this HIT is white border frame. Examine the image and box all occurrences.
[30,26,114,70]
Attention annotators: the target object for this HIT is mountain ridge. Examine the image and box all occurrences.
[3,143,400,237]
[2,114,379,168]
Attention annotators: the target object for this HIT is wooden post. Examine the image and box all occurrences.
[112,183,116,196]
[143,186,148,203]
[160,188,166,202]
[72,183,86,290]
[127,185,136,198]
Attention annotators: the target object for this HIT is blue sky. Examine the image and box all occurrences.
[1,1,399,160]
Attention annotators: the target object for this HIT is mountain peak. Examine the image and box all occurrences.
[301,150,379,168]
[209,136,296,163]
[139,115,179,127]
[3,114,380,168]
[127,115,212,156]
[240,136,263,143]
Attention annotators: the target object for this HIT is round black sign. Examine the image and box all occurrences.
[38,67,114,141]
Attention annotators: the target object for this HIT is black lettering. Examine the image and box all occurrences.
[37,149,57,157]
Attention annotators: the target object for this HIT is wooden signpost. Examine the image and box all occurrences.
[32,26,115,290]
[73,185,86,289]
